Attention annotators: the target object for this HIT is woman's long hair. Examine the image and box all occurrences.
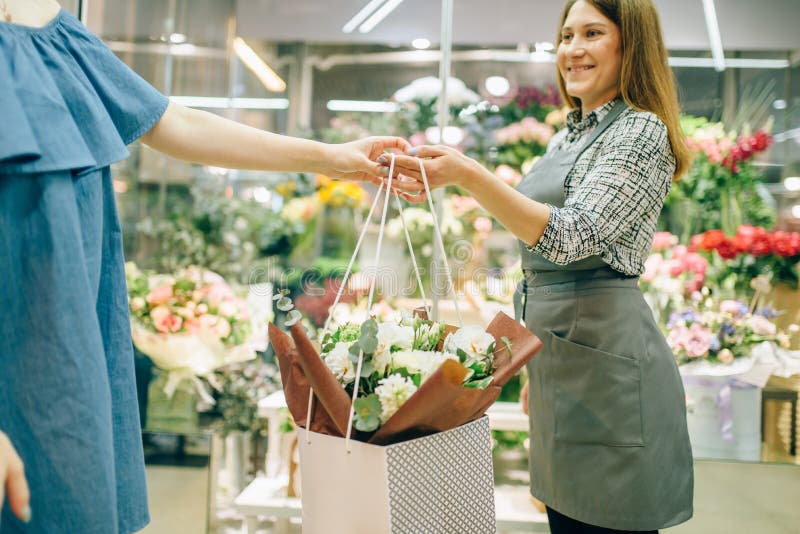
[556,0,691,179]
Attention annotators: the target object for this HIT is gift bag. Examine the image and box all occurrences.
[298,416,496,534]
[269,156,542,533]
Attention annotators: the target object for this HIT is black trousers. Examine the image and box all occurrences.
[547,507,658,534]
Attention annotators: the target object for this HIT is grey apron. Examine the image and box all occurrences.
[516,101,693,530]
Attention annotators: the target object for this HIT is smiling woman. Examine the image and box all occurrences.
[382,1,695,532]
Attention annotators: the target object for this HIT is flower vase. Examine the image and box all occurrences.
[144,370,199,434]
[318,205,357,259]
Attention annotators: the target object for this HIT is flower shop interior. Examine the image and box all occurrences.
[61,0,800,532]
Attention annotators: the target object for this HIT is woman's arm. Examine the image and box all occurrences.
[385,113,673,262]
[380,146,552,248]
[140,103,409,182]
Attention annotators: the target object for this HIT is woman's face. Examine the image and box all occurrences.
[557,0,622,112]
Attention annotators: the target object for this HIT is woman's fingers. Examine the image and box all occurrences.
[396,190,428,203]
[1,433,31,523]
[369,136,412,153]
[385,176,425,193]
[380,154,426,171]
[407,144,451,158]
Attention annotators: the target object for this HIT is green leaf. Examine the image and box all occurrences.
[284,310,301,326]
[277,297,294,312]
[361,318,379,337]
[462,368,475,383]
[456,348,470,363]
[359,334,378,354]
[359,360,376,377]
[501,336,513,355]
[353,394,382,432]
[464,376,494,389]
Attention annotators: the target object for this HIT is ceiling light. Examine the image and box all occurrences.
[792,205,800,219]
[668,57,789,69]
[484,76,511,97]
[342,0,386,33]
[785,177,800,191]
[701,0,725,71]
[327,100,399,112]
[359,0,404,33]
[773,99,788,110]
[530,50,556,63]
[170,96,289,109]
[412,38,431,50]
[169,33,187,44]
[234,37,286,92]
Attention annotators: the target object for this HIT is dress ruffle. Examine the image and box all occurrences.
[0,9,168,175]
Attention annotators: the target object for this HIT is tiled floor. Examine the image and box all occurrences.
[142,453,800,534]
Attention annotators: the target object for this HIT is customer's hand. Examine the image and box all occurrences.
[520,381,529,416]
[0,432,31,523]
[323,136,411,184]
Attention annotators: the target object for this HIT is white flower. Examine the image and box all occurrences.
[746,315,777,336]
[393,76,480,106]
[373,323,414,375]
[218,301,239,318]
[375,374,418,423]
[443,326,496,363]
[130,297,146,311]
[323,342,356,384]
[391,350,458,382]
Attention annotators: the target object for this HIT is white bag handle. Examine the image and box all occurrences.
[304,155,462,450]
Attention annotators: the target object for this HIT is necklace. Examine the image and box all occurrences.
[1,0,10,22]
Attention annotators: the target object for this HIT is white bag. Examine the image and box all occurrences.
[298,416,496,534]
[297,156,495,532]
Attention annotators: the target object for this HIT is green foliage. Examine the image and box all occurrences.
[353,394,382,432]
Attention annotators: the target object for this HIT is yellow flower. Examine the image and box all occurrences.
[275,181,296,197]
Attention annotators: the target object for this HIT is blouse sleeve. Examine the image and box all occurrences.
[528,112,674,265]
[62,15,170,145]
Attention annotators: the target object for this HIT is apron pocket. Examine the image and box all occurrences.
[549,330,644,447]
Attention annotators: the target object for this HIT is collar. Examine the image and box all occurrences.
[566,98,620,138]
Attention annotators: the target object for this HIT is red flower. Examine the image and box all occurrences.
[771,231,800,258]
[748,234,772,257]
[699,230,726,251]
[715,237,740,260]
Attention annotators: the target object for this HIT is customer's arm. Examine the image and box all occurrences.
[1,431,30,523]
[141,102,409,182]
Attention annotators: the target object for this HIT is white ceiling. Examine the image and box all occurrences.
[236,0,800,52]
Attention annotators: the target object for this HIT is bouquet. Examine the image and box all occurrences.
[269,307,540,445]
[666,297,791,366]
[690,225,800,290]
[640,232,708,321]
[126,263,263,400]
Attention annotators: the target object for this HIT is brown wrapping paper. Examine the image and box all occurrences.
[268,311,542,446]
[268,323,340,435]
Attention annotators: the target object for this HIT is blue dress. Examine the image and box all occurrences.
[0,9,168,534]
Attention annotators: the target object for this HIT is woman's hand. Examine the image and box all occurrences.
[520,380,529,416]
[1,432,31,524]
[322,136,411,184]
[377,145,486,200]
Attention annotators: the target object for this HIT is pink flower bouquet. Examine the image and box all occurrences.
[126,263,262,398]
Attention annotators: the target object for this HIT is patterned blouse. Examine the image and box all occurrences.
[528,98,675,276]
